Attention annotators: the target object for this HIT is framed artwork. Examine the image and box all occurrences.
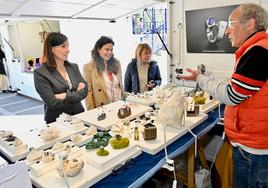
[185,5,238,53]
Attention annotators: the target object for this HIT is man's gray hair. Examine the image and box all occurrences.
[239,3,268,31]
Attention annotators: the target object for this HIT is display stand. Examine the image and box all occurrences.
[77,100,152,130]
[0,156,7,167]
[132,114,208,155]
[31,145,142,188]
[199,99,220,114]
[0,115,88,162]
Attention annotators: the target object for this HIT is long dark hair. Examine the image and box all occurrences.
[43,32,67,68]
[91,36,119,74]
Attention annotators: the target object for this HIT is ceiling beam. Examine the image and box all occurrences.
[71,0,107,19]
[114,1,162,20]
[11,0,33,17]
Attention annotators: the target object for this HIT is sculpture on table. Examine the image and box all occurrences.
[97,108,106,121]
[70,134,82,143]
[86,126,97,136]
[52,142,65,151]
[157,90,185,129]
[0,130,13,138]
[117,105,132,119]
[85,131,111,149]
[143,123,157,140]
[27,147,43,162]
[193,90,206,105]
[42,151,55,162]
[109,134,129,149]
[110,121,131,138]
[156,90,184,187]
[40,126,60,141]
[57,158,84,177]
[96,146,109,156]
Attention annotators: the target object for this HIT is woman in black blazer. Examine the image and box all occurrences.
[34,32,88,124]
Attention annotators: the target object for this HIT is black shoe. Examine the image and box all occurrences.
[2,90,7,93]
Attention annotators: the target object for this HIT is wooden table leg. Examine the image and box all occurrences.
[198,141,209,169]
[155,139,208,188]
[188,144,195,188]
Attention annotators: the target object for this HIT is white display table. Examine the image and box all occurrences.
[126,94,155,106]
[199,99,220,114]
[0,115,88,162]
[76,100,152,130]
[126,86,195,107]
[0,155,7,167]
[131,114,208,155]
[31,145,142,188]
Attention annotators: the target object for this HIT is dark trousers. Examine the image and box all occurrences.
[233,146,268,188]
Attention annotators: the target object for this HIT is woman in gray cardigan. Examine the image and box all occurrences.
[34,33,88,124]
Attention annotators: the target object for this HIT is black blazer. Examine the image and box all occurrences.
[34,61,88,124]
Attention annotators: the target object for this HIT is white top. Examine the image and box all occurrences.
[102,71,121,102]
[137,62,149,93]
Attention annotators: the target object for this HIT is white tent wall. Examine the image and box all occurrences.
[168,0,265,86]
[59,8,168,85]
[59,18,138,80]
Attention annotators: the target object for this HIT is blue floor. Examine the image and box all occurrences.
[0,92,44,115]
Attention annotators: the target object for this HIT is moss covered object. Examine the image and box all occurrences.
[85,131,111,150]
[194,96,206,105]
[109,136,129,149]
[96,148,109,156]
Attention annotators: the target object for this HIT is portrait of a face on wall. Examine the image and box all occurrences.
[185,5,238,53]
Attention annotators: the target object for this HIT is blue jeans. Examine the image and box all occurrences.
[233,146,268,188]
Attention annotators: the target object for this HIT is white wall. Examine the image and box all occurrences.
[170,0,263,86]
[60,17,168,85]
[7,20,60,67]
[17,22,43,64]
[60,18,138,76]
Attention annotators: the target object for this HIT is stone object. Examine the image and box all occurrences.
[57,159,84,177]
[143,123,157,140]
[42,151,55,162]
[117,105,131,119]
[97,112,106,121]
[70,134,82,143]
[52,142,65,151]
[40,127,60,141]
[86,126,97,136]
[27,148,42,162]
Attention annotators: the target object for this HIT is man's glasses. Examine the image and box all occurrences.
[227,19,248,28]
[111,158,134,175]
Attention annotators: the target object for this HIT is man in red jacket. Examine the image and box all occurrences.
[181,3,268,187]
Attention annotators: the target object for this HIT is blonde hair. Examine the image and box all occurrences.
[135,43,152,63]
